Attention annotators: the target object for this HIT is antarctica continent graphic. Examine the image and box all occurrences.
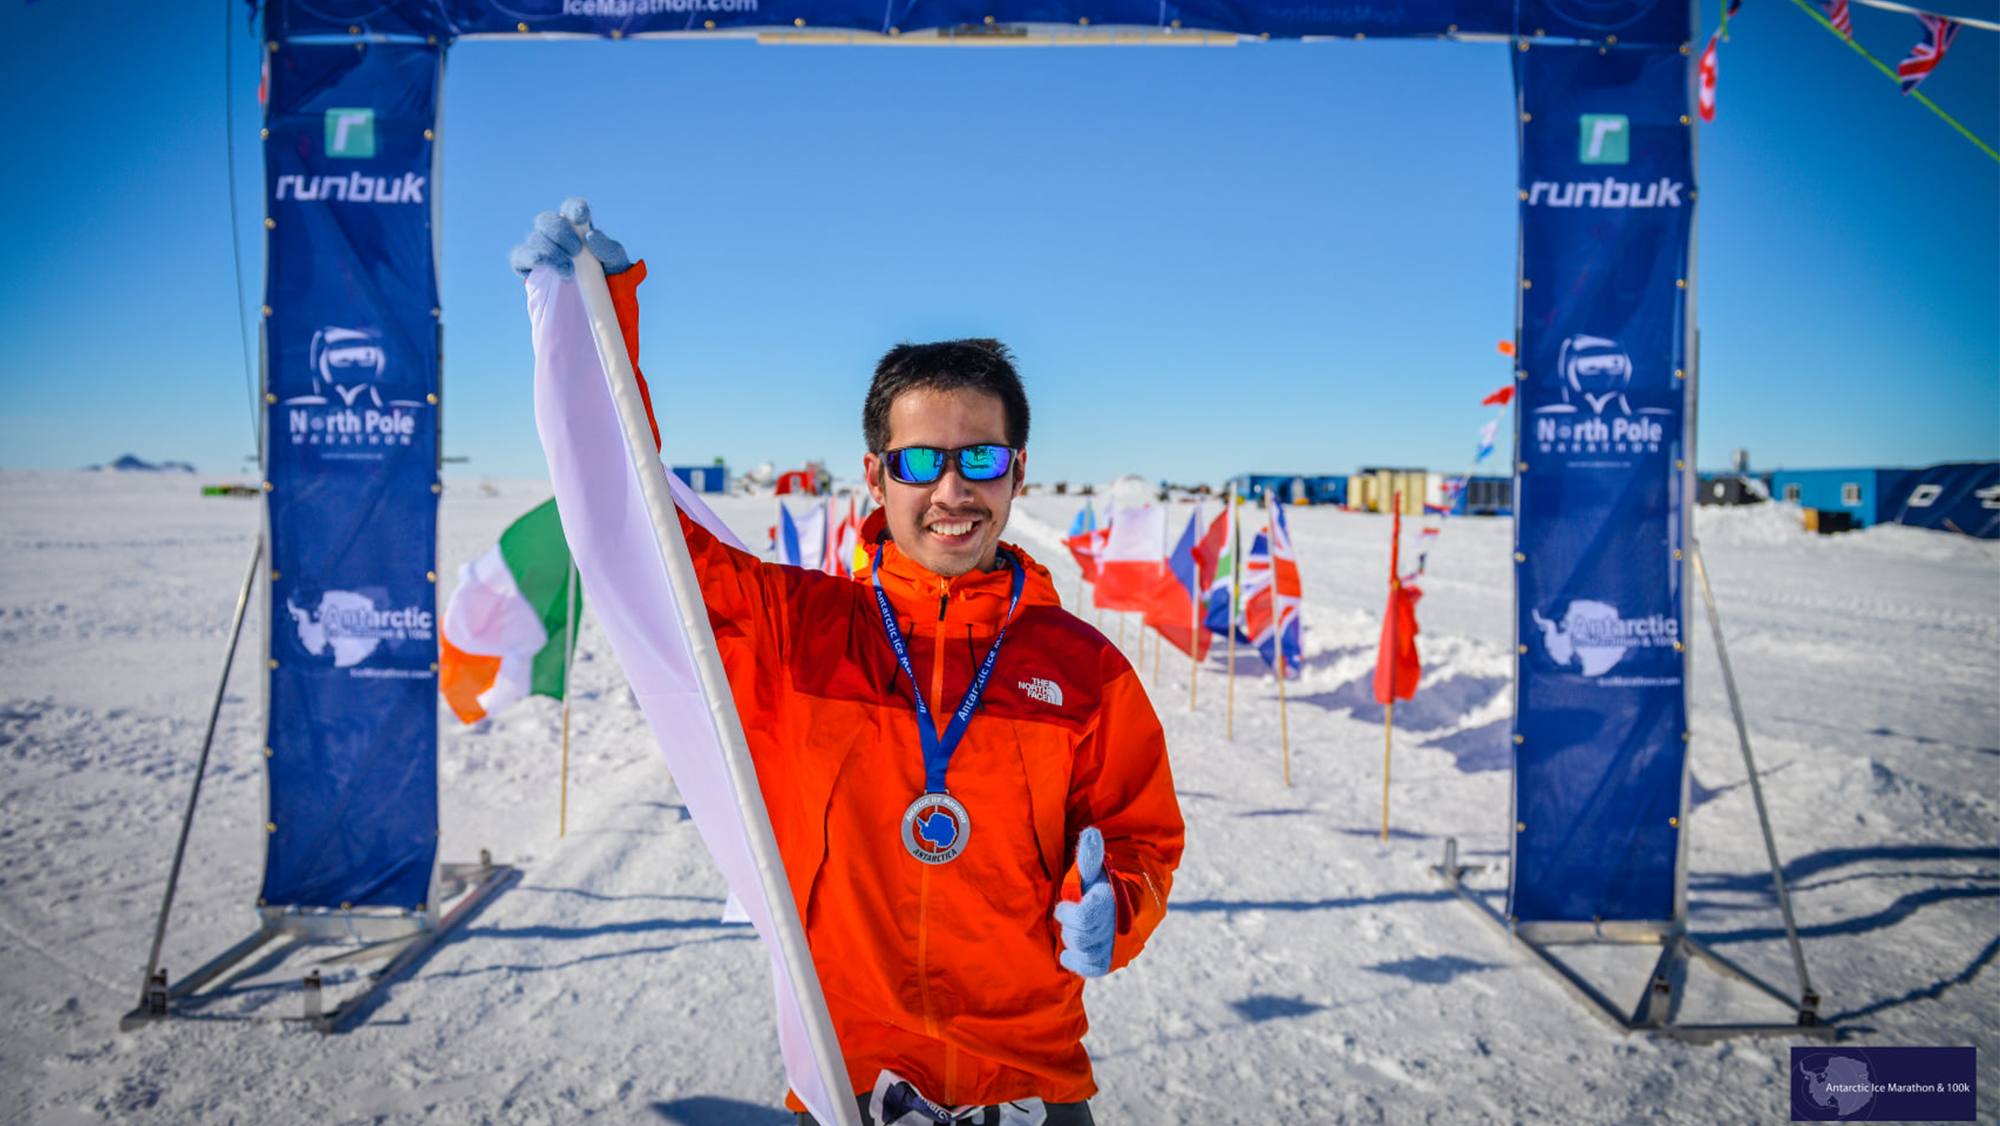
[1796,1053,1877,1119]
[286,588,435,670]
[1530,599,1681,678]
[902,795,970,865]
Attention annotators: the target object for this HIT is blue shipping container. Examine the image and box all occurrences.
[1767,468,1912,528]
[671,465,728,493]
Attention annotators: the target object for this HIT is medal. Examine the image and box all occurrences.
[901,793,971,864]
[871,544,1024,866]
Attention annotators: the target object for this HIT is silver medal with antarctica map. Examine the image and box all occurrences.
[901,793,970,864]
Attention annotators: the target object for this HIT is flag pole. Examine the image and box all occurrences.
[1270,491,1291,786]
[1189,499,1201,712]
[1226,485,1238,741]
[1382,491,1403,841]
[568,239,860,1126]
[1382,700,1394,841]
[560,555,576,838]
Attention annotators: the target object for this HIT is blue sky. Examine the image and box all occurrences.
[0,1,1993,485]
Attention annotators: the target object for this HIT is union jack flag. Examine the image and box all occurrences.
[1897,13,1962,94]
[1821,0,1852,37]
[1238,496,1302,676]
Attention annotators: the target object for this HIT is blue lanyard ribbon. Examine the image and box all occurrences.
[871,543,1025,795]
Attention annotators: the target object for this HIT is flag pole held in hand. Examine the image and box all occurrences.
[559,229,861,1126]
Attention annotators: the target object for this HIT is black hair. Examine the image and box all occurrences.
[862,339,1030,454]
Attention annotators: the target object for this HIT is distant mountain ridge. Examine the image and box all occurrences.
[88,455,197,473]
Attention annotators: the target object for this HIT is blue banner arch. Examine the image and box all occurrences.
[257,0,1698,932]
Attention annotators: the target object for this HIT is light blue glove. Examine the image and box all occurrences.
[508,197,632,279]
[1053,826,1116,978]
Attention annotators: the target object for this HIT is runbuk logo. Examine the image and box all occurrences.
[1526,179,1684,208]
[274,172,426,204]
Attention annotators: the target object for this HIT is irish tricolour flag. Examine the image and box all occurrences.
[439,497,582,723]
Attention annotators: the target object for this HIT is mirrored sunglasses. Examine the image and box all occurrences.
[880,445,1017,485]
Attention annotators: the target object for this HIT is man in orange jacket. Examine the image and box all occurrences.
[515,203,1184,1126]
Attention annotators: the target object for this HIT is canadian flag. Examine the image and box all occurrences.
[1698,33,1720,122]
[1093,505,1169,612]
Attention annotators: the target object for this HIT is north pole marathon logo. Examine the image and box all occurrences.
[286,590,434,668]
[282,327,427,454]
[1532,334,1673,457]
[1530,600,1679,676]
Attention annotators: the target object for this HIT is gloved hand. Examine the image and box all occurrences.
[508,197,632,279]
[1053,826,1116,978]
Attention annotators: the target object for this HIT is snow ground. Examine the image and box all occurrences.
[1,469,1994,1124]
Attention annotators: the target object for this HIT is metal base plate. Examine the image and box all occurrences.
[1433,843,1837,1043]
[120,860,518,1034]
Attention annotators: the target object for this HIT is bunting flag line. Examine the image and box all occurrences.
[1824,0,1852,35]
[1480,384,1516,408]
[1475,418,1501,463]
[1698,32,1722,121]
[439,497,581,724]
[1897,12,1962,93]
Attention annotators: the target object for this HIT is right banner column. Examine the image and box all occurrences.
[1510,44,1696,926]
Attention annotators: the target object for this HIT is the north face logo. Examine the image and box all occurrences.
[1019,678,1063,706]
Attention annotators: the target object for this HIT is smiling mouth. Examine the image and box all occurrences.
[926,517,982,540]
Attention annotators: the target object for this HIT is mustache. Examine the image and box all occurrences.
[923,504,992,525]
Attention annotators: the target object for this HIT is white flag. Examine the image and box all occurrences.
[526,260,853,1126]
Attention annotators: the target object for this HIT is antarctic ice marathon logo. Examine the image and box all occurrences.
[282,327,427,456]
[286,590,434,669]
[1530,600,1679,677]
[1532,335,1673,457]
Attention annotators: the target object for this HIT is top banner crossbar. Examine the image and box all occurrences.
[270,0,1693,48]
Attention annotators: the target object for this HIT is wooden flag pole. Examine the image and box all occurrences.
[560,556,576,838]
[1189,498,1201,712]
[1226,485,1239,741]
[1382,700,1394,841]
[1269,491,1291,786]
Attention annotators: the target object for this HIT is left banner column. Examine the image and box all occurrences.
[261,39,442,911]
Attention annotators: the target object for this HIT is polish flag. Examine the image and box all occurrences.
[1094,505,1169,612]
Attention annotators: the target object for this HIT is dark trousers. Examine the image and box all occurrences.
[799,1098,1095,1126]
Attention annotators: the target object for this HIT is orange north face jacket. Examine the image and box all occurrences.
[604,269,1184,1108]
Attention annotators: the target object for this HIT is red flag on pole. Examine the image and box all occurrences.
[1480,384,1516,408]
[1373,501,1423,704]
